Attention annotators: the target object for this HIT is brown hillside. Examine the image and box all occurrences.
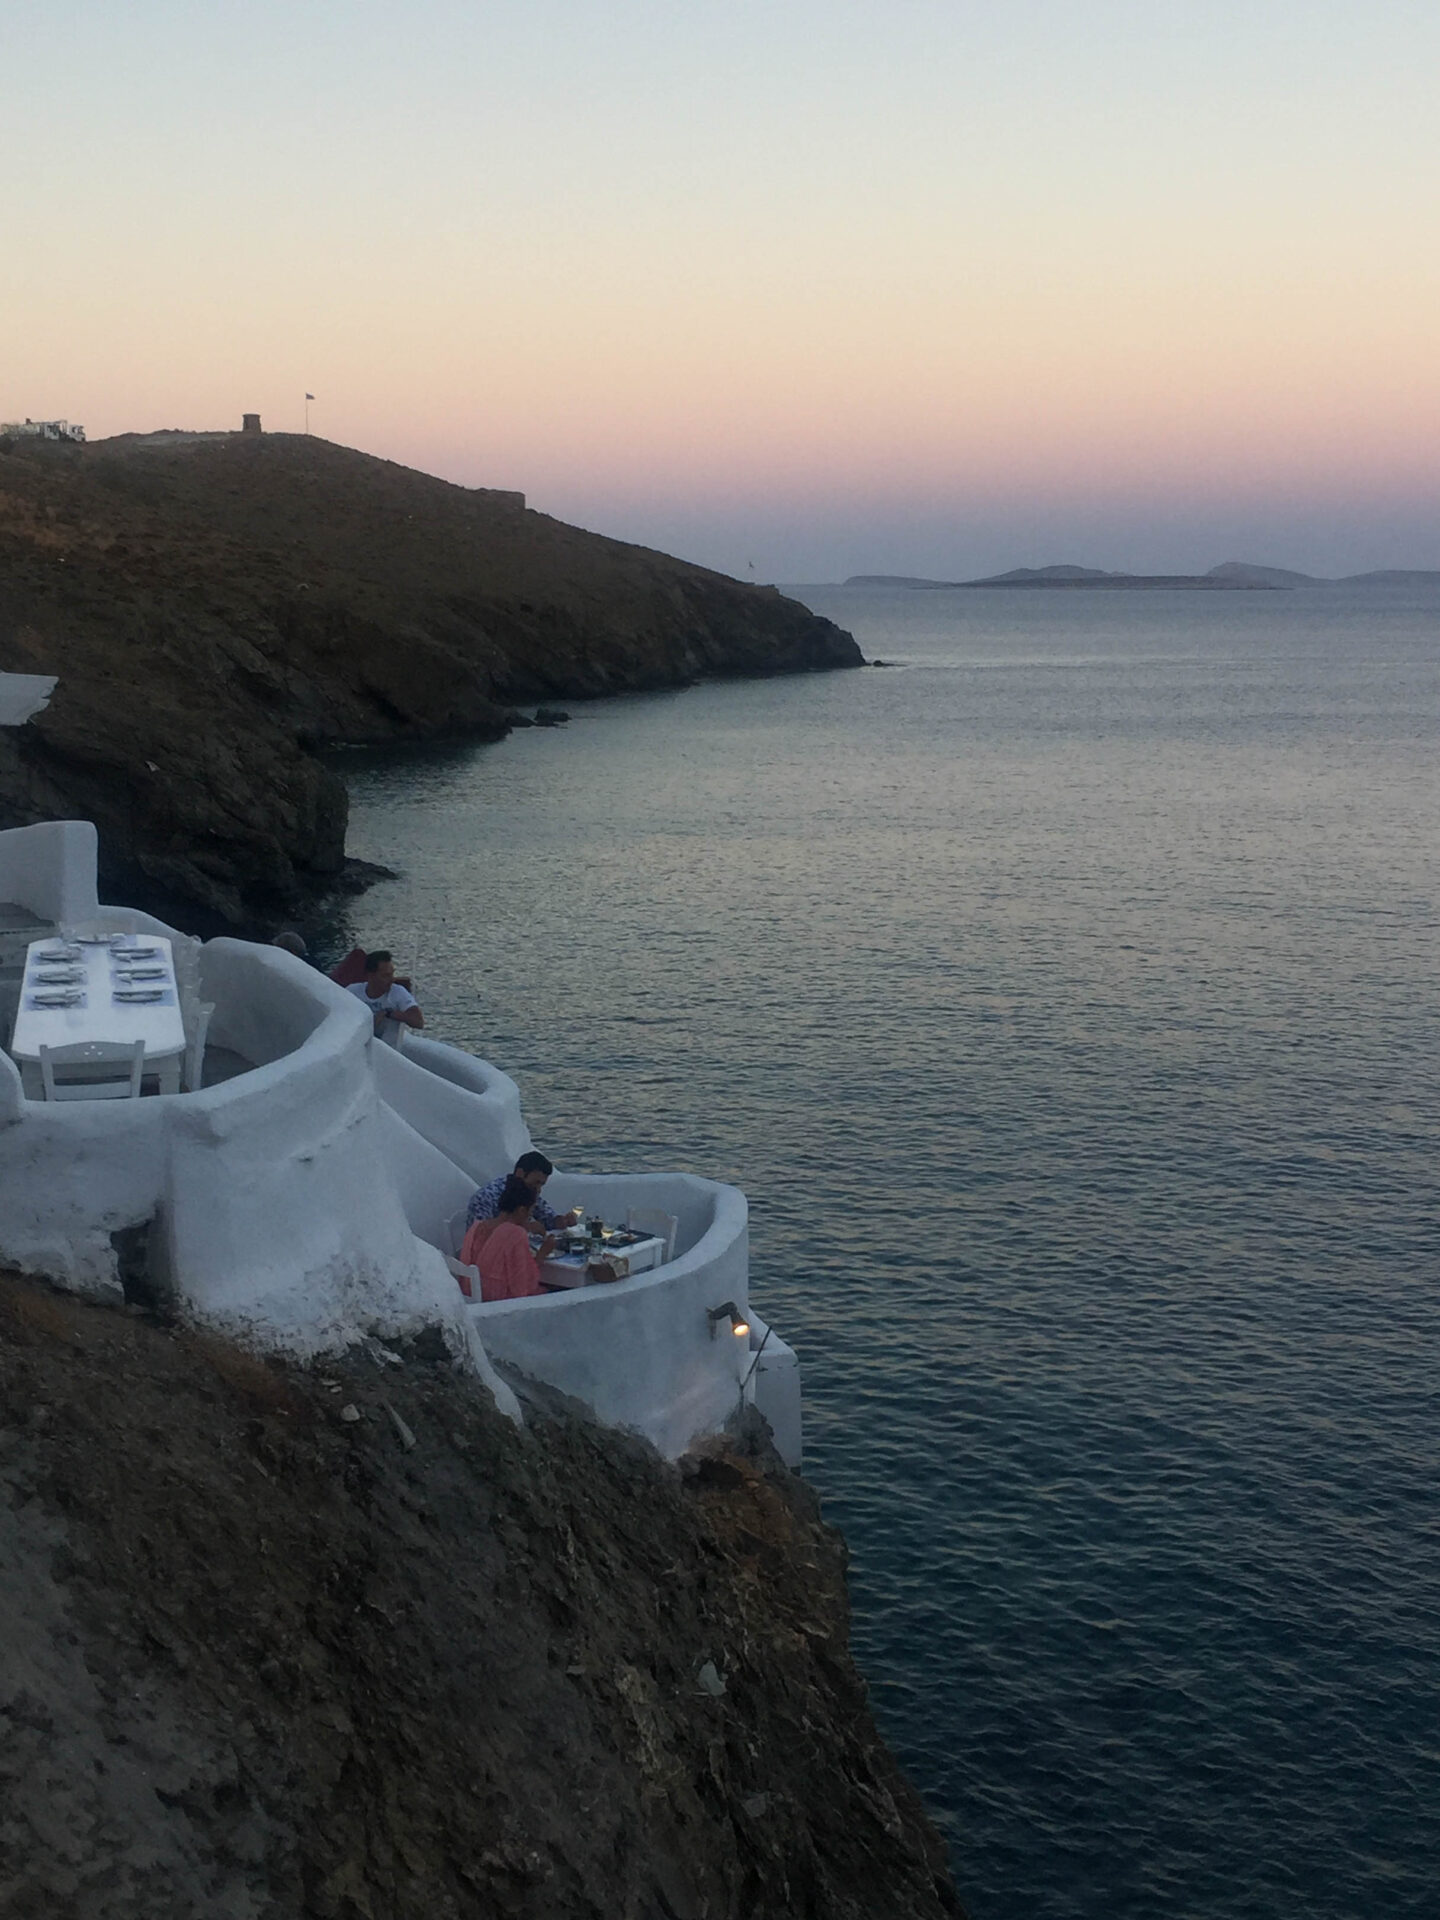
[0,1271,962,1919]
[0,432,860,924]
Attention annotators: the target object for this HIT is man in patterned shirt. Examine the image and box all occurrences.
[465,1150,582,1232]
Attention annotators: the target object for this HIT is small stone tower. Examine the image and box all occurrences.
[241,414,262,435]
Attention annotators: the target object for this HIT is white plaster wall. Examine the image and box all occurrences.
[0,836,801,1461]
[0,1050,167,1296]
[0,673,58,727]
[742,1313,803,1469]
[200,940,340,1068]
[0,1044,22,1126]
[0,820,99,926]
[159,942,474,1358]
[371,1036,530,1186]
[372,1100,476,1248]
[469,1173,753,1458]
[0,934,494,1373]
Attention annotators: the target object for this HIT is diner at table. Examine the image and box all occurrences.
[455,1181,673,1301]
[459,1175,554,1300]
[465,1149,582,1233]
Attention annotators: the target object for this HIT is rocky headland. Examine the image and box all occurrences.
[0,1271,963,1919]
[0,431,861,926]
[845,560,1440,590]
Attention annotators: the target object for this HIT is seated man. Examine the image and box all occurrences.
[345,949,424,1042]
[458,1176,557,1301]
[466,1149,581,1232]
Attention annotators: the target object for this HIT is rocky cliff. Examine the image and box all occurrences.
[0,433,861,925]
[0,1272,962,1919]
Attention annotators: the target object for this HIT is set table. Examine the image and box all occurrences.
[10,934,186,1098]
[538,1226,668,1290]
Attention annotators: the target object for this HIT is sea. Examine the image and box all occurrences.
[326,583,1440,1920]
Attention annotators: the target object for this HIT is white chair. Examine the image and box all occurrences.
[626,1207,679,1263]
[183,1001,214,1092]
[38,1039,145,1102]
[445,1254,482,1300]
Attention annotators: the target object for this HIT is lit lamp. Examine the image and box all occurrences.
[707,1301,750,1341]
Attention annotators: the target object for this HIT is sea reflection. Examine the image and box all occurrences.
[331,585,1440,1920]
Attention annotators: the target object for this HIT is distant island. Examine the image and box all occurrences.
[844,561,1440,591]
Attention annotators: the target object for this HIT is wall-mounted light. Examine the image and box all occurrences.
[707,1301,750,1340]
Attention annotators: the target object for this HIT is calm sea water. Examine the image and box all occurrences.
[330,585,1440,1920]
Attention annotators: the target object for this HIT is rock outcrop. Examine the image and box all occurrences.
[0,432,861,924]
[0,1272,963,1919]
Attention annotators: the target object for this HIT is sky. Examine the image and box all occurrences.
[3,0,1437,580]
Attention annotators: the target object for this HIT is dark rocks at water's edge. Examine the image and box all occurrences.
[0,1272,965,1920]
[0,432,861,927]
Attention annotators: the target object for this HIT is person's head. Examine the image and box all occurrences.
[271,930,308,959]
[496,1173,537,1221]
[513,1149,554,1196]
[363,949,395,992]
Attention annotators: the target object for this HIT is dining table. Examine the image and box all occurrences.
[538,1225,668,1290]
[9,933,186,1098]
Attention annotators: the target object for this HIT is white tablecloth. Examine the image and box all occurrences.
[539,1233,666,1288]
[10,935,186,1095]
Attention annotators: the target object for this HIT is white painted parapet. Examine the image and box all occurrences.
[160,942,467,1357]
[0,820,801,1462]
[0,937,484,1370]
[371,1034,531,1185]
[0,1043,168,1295]
[741,1313,803,1469]
[470,1171,759,1459]
[0,819,99,927]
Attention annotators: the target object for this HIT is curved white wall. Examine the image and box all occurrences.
[0,841,801,1462]
[0,937,482,1367]
[160,944,467,1356]
[372,1036,531,1186]
[470,1173,754,1458]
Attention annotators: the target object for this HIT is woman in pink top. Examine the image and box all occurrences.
[459,1176,557,1302]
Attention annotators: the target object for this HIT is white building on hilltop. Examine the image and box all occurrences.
[1,418,86,442]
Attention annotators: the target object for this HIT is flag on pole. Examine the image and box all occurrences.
[305,393,315,401]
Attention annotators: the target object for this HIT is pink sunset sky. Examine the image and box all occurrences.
[4,0,1437,580]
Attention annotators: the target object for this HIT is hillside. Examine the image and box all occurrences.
[0,431,861,924]
[843,566,1272,590]
[0,1271,962,1919]
[846,559,1440,591]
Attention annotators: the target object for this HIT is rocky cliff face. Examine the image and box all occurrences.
[0,1272,962,1919]
[0,433,860,925]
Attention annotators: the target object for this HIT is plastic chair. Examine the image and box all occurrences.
[38,1039,145,1102]
[625,1208,679,1263]
[445,1254,482,1300]
[183,1002,214,1092]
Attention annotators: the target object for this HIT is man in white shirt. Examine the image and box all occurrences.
[345,950,424,1042]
